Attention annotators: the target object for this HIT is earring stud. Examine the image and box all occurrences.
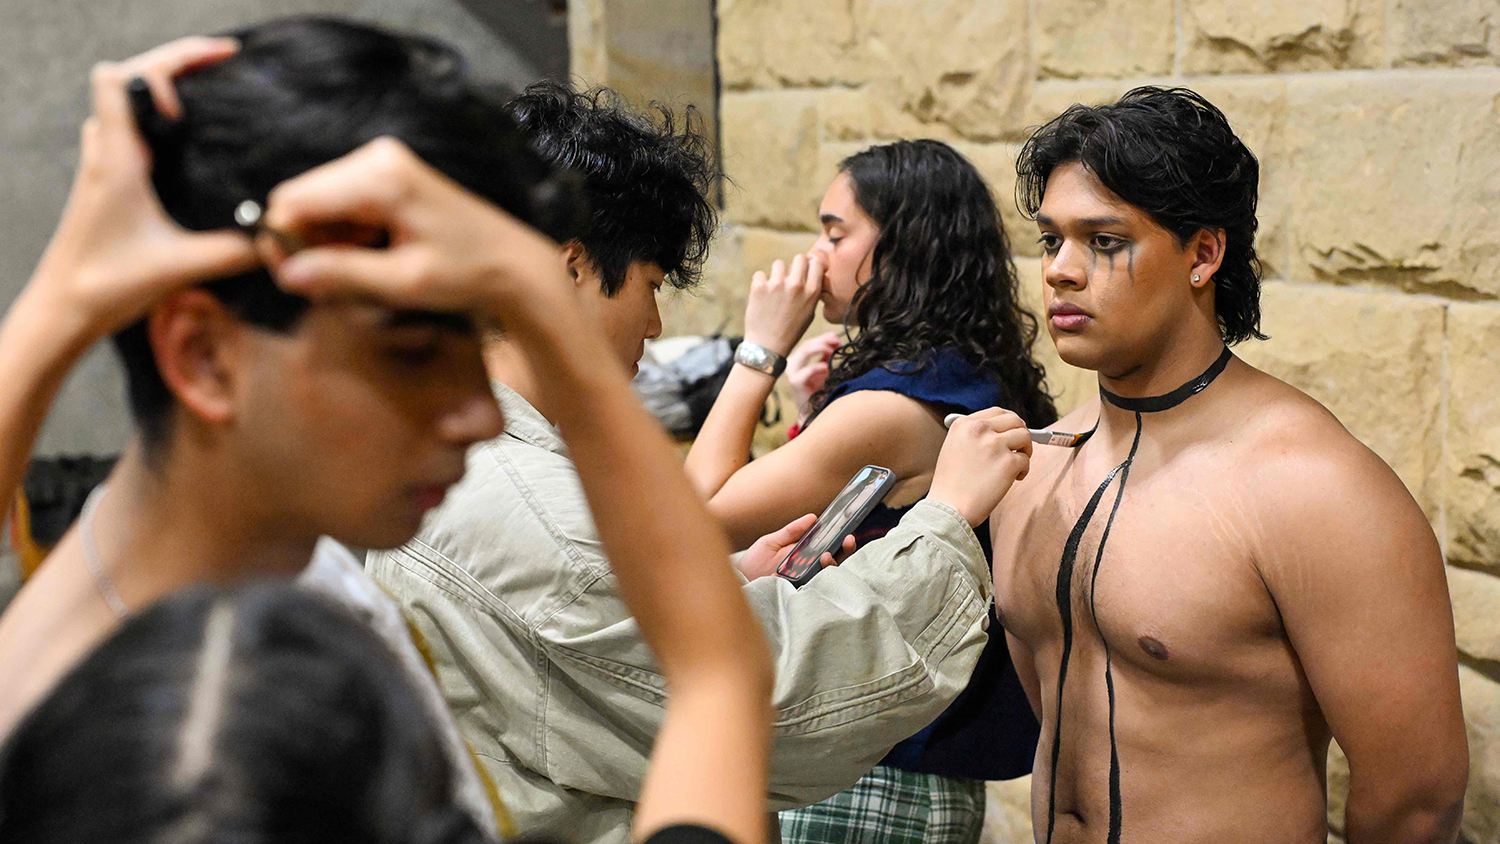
[1192,274,1201,282]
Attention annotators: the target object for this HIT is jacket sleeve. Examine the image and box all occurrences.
[531,490,993,810]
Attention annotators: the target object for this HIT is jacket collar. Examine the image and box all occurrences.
[491,380,567,455]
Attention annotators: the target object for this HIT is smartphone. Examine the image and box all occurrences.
[775,465,896,588]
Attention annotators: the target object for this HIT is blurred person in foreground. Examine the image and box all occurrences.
[0,17,774,843]
[370,84,1036,844]
[0,579,762,844]
[991,87,1466,844]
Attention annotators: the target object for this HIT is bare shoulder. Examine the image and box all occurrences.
[1234,367,1410,504]
[809,389,947,472]
[815,388,946,435]
[1230,365,1436,571]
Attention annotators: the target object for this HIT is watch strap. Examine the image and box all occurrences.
[734,342,787,378]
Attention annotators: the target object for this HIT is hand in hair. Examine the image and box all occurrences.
[743,254,824,357]
[30,37,257,336]
[0,35,251,529]
[263,137,573,326]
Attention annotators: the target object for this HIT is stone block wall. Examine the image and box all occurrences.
[570,0,1500,840]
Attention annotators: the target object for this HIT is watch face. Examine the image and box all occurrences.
[742,345,769,367]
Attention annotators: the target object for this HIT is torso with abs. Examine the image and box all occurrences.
[991,389,1332,844]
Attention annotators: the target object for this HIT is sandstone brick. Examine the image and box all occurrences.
[1459,665,1500,843]
[1236,283,1444,517]
[721,91,823,231]
[716,0,863,90]
[1447,304,1500,569]
[1035,0,1174,79]
[819,87,964,145]
[1183,0,1383,73]
[1285,73,1500,298]
[1448,566,1500,662]
[858,0,1031,141]
[981,777,1033,844]
[1391,0,1499,67]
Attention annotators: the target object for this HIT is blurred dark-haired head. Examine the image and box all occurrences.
[1016,86,1265,346]
[811,139,1056,428]
[0,584,486,844]
[504,81,717,296]
[118,15,585,447]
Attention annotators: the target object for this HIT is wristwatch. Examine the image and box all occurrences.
[734,341,787,378]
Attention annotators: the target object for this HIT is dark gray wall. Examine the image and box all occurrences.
[0,0,566,456]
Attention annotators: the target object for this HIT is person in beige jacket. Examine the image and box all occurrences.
[370,83,1037,844]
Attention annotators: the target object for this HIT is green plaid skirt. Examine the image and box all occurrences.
[779,765,986,844]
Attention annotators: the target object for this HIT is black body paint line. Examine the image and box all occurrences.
[1044,349,1232,844]
[1043,458,1127,844]
[1100,346,1232,414]
[1086,413,1142,844]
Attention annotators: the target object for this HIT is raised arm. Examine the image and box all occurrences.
[263,142,774,844]
[0,38,254,528]
[683,254,822,500]
[1260,443,1467,844]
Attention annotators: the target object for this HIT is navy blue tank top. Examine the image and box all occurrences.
[811,349,1040,781]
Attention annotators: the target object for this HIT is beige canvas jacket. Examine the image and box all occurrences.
[367,383,995,844]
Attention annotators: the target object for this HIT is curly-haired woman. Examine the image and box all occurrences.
[686,139,1054,844]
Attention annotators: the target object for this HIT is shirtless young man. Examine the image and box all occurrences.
[989,87,1468,844]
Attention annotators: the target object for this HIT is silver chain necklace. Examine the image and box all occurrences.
[79,485,128,619]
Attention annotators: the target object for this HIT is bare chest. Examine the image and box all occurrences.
[994,453,1284,682]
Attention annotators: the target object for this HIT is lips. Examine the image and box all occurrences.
[1047,301,1092,331]
[413,474,463,511]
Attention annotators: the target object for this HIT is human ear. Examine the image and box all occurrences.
[147,290,242,428]
[562,240,594,289]
[1189,227,1227,289]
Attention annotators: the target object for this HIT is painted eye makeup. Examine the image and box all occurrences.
[1037,233,1062,253]
[1090,234,1129,254]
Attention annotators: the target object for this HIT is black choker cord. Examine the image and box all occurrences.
[1043,346,1232,844]
[1099,346,1233,413]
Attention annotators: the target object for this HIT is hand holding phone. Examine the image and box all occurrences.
[775,466,896,587]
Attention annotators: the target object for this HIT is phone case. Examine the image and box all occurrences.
[775,465,896,588]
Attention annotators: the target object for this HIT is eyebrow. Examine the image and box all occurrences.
[382,309,476,334]
[820,214,844,226]
[1035,214,1128,229]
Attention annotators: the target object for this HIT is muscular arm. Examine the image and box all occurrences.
[1260,444,1467,844]
[698,390,946,550]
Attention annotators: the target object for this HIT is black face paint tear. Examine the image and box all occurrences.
[1043,347,1232,844]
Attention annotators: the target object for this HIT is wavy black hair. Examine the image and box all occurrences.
[814,140,1057,428]
[116,16,585,448]
[0,584,485,844]
[1015,86,1266,344]
[505,81,718,294]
